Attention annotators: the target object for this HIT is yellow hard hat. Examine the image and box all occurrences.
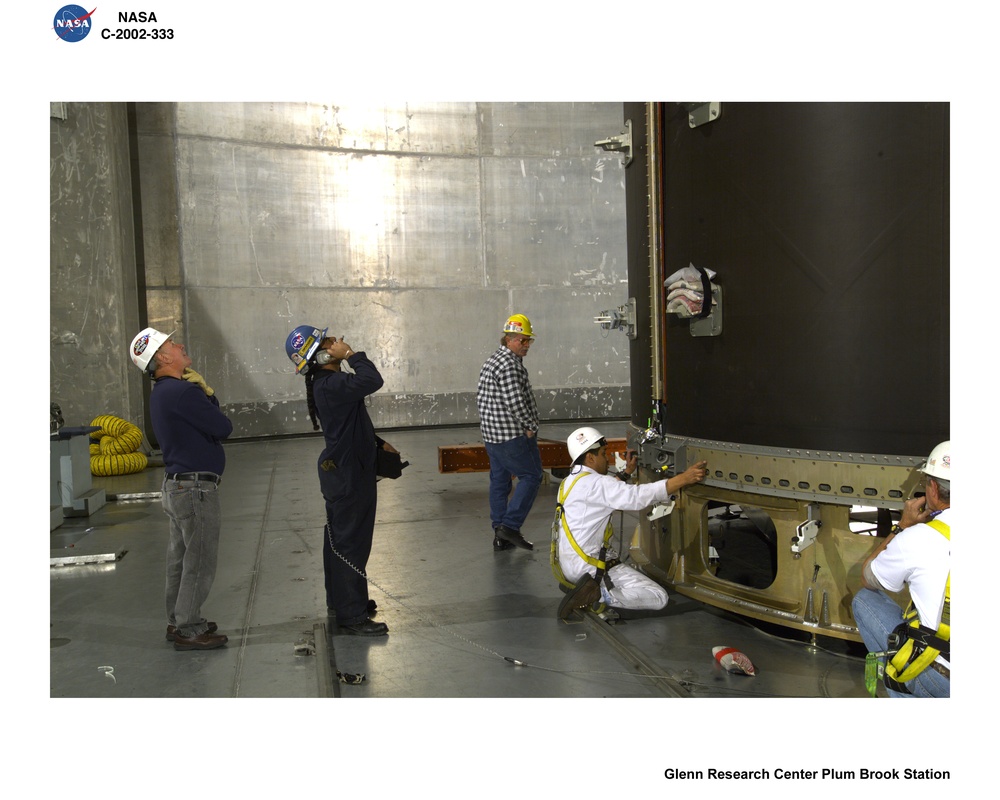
[503,314,534,337]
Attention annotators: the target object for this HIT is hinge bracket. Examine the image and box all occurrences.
[595,119,633,167]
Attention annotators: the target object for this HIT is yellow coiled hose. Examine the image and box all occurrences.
[89,414,149,476]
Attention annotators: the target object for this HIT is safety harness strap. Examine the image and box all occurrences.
[884,518,950,692]
[555,472,614,572]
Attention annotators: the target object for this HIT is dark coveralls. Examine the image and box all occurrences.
[313,351,384,626]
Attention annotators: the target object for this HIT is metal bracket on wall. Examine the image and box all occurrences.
[791,504,823,557]
[689,285,722,337]
[595,119,633,167]
[595,297,637,339]
[685,102,721,128]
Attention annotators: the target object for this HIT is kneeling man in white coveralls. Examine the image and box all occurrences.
[556,426,708,619]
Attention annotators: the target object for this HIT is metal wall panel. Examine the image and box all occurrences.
[131,102,631,438]
[176,139,484,289]
[175,102,481,155]
[50,103,144,431]
[483,155,626,284]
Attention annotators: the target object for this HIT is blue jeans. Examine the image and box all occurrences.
[852,588,950,698]
[485,435,543,532]
[161,476,222,637]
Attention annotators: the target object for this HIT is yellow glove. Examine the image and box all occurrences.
[182,367,215,396]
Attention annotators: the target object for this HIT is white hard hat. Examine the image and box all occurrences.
[129,327,174,374]
[567,426,605,464]
[920,440,950,481]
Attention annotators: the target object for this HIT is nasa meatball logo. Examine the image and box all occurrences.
[53,5,96,42]
[291,332,306,351]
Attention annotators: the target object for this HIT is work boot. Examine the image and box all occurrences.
[166,622,217,641]
[339,619,389,636]
[496,524,533,551]
[557,574,603,620]
[173,630,229,651]
[493,532,515,551]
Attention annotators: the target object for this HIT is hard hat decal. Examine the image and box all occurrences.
[503,313,534,337]
[920,441,950,480]
[129,327,174,373]
[286,324,328,374]
[931,454,950,470]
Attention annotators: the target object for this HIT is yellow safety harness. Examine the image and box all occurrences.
[550,471,615,590]
[883,518,950,693]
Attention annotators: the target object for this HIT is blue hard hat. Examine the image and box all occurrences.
[286,325,327,374]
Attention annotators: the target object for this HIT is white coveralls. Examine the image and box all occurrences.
[557,466,670,611]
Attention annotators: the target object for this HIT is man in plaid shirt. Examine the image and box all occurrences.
[476,314,544,552]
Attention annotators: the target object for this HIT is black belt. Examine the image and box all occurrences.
[165,472,221,484]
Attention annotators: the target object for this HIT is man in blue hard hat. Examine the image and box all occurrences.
[286,324,399,636]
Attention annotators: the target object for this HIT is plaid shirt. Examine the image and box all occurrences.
[476,345,540,443]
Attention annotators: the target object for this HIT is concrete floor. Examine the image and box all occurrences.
[50,423,869,700]
[45,423,973,795]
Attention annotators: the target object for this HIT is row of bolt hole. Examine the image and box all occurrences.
[711,470,902,498]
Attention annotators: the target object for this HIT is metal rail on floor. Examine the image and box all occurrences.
[313,623,337,698]
[579,612,692,698]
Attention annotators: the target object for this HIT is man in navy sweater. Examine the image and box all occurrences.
[286,325,397,636]
[130,327,233,651]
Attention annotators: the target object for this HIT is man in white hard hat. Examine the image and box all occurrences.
[475,313,543,552]
[852,441,951,697]
[554,426,708,619]
[129,327,233,651]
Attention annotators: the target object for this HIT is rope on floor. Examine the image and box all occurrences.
[326,531,716,691]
